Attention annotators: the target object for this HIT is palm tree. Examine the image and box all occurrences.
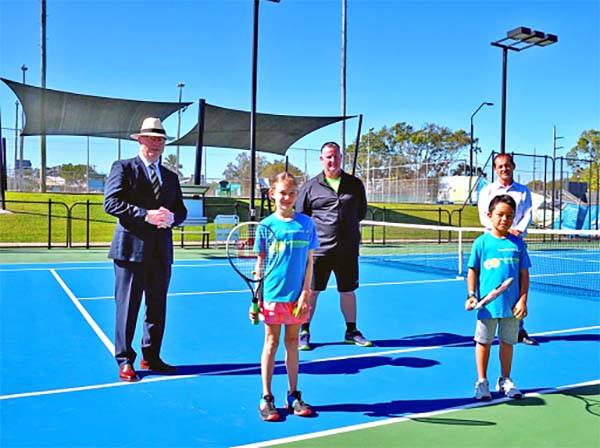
[163,154,182,176]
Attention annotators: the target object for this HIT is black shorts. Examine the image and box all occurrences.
[311,250,359,292]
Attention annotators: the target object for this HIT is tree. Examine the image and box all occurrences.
[565,129,599,191]
[259,160,303,180]
[59,163,99,186]
[222,152,270,183]
[162,154,182,176]
[347,121,470,181]
[222,152,303,184]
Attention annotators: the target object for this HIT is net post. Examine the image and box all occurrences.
[457,228,464,279]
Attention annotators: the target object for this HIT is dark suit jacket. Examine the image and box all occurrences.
[104,156,187,264]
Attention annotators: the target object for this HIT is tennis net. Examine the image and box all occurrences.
[360,220,600,298]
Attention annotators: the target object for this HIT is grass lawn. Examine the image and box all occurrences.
[0,192,480,246]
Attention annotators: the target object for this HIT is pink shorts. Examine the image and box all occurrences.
[260,301,309,325]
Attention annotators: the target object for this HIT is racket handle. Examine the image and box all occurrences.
[251,301,259,325]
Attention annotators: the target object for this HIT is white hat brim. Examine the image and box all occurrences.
[130,132,171,140]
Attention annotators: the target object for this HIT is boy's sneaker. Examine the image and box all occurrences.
[258,394,279,421]
[298,330,311,351]
[496,377,522,399]
[344,330,373,347]
[286,390,313,417]
[475,379,492,401]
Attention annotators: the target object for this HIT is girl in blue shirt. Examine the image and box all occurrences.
[250,172,319,421]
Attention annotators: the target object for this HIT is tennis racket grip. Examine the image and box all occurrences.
[251,300,259,325]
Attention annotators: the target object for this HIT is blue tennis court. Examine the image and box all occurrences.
[1,249,599,447]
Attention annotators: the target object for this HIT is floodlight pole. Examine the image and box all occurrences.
[468,101,494,204]
[470,102,493,176]
[491,27,557,154]
[249,0,280,221]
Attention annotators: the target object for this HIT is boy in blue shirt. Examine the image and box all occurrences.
[250,172,320,421]
[466,194,531,400]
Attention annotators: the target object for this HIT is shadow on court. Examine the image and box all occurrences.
[313,389,548,418]
[531,334,600,344]
[369,332,474,348]
[138,355,440,379]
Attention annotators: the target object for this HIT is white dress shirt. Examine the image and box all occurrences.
[478,180,533,234]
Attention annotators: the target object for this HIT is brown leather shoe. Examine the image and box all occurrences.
[119,363,138,382]
[140,359,176,374]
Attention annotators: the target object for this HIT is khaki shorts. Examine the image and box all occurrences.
[474,317,519,345]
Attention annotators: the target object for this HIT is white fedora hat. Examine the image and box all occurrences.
[130,117,171,140]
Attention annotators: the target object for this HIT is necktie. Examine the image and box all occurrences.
[149,164,161,200]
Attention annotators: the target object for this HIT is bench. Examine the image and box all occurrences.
[174,199,210,248]
[214,214,239,246]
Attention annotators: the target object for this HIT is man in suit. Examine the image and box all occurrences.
[104,117,187,381]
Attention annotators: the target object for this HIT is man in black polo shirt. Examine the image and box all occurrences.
[296,141,371,350]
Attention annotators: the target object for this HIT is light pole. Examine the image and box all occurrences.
[249,0,280,220]
[176,81,185,178]
[491,27,557,154]
[366,127,373,196]
[470,102,494,175]
[18,64,27,190]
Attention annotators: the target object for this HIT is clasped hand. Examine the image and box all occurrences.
[146,207,174,228]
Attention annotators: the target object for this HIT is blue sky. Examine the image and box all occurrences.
[0,0,598,181]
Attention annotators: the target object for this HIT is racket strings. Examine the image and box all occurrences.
[227,223,279,281]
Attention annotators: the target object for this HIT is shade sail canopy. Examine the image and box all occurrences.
[2,78,191,139]
[170,103,355,155]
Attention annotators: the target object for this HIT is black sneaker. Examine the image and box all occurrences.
[344,330,373,347]
[286,390,313,417]
[258,394,279,421]
[518,329,539,345]
[298,330,311,351]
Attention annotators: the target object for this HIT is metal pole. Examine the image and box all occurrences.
[86,136,90,193]
[468,102,493,204]
[366,129,371,196]
[18,65,27,191]
[40,0,47,192]
[14,101,18,186]
[469,118,474,176]
[500,46,508,154]
[194,99,206,185]
[340,0,347,155]
[351,114,362,176]
[176,81,185,177]
[249,0,260,220]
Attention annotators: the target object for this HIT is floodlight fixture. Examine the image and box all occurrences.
[507,26,532,40]
[537,34,558,47]
[491,27,558,153]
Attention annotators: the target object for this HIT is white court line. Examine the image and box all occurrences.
[1,325,598,402]
[231,378,600,448]
[79,289,248,301]
[0,261,231,272]
[49,269,114,356]
[79,277,464,301]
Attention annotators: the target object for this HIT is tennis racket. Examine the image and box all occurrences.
[226,222,280,325]
[473,277,514,310]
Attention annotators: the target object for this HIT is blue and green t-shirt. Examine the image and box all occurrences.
[257,212,319,303]
[468,232,531,318]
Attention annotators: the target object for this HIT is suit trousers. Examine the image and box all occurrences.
[113,258,172,366]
